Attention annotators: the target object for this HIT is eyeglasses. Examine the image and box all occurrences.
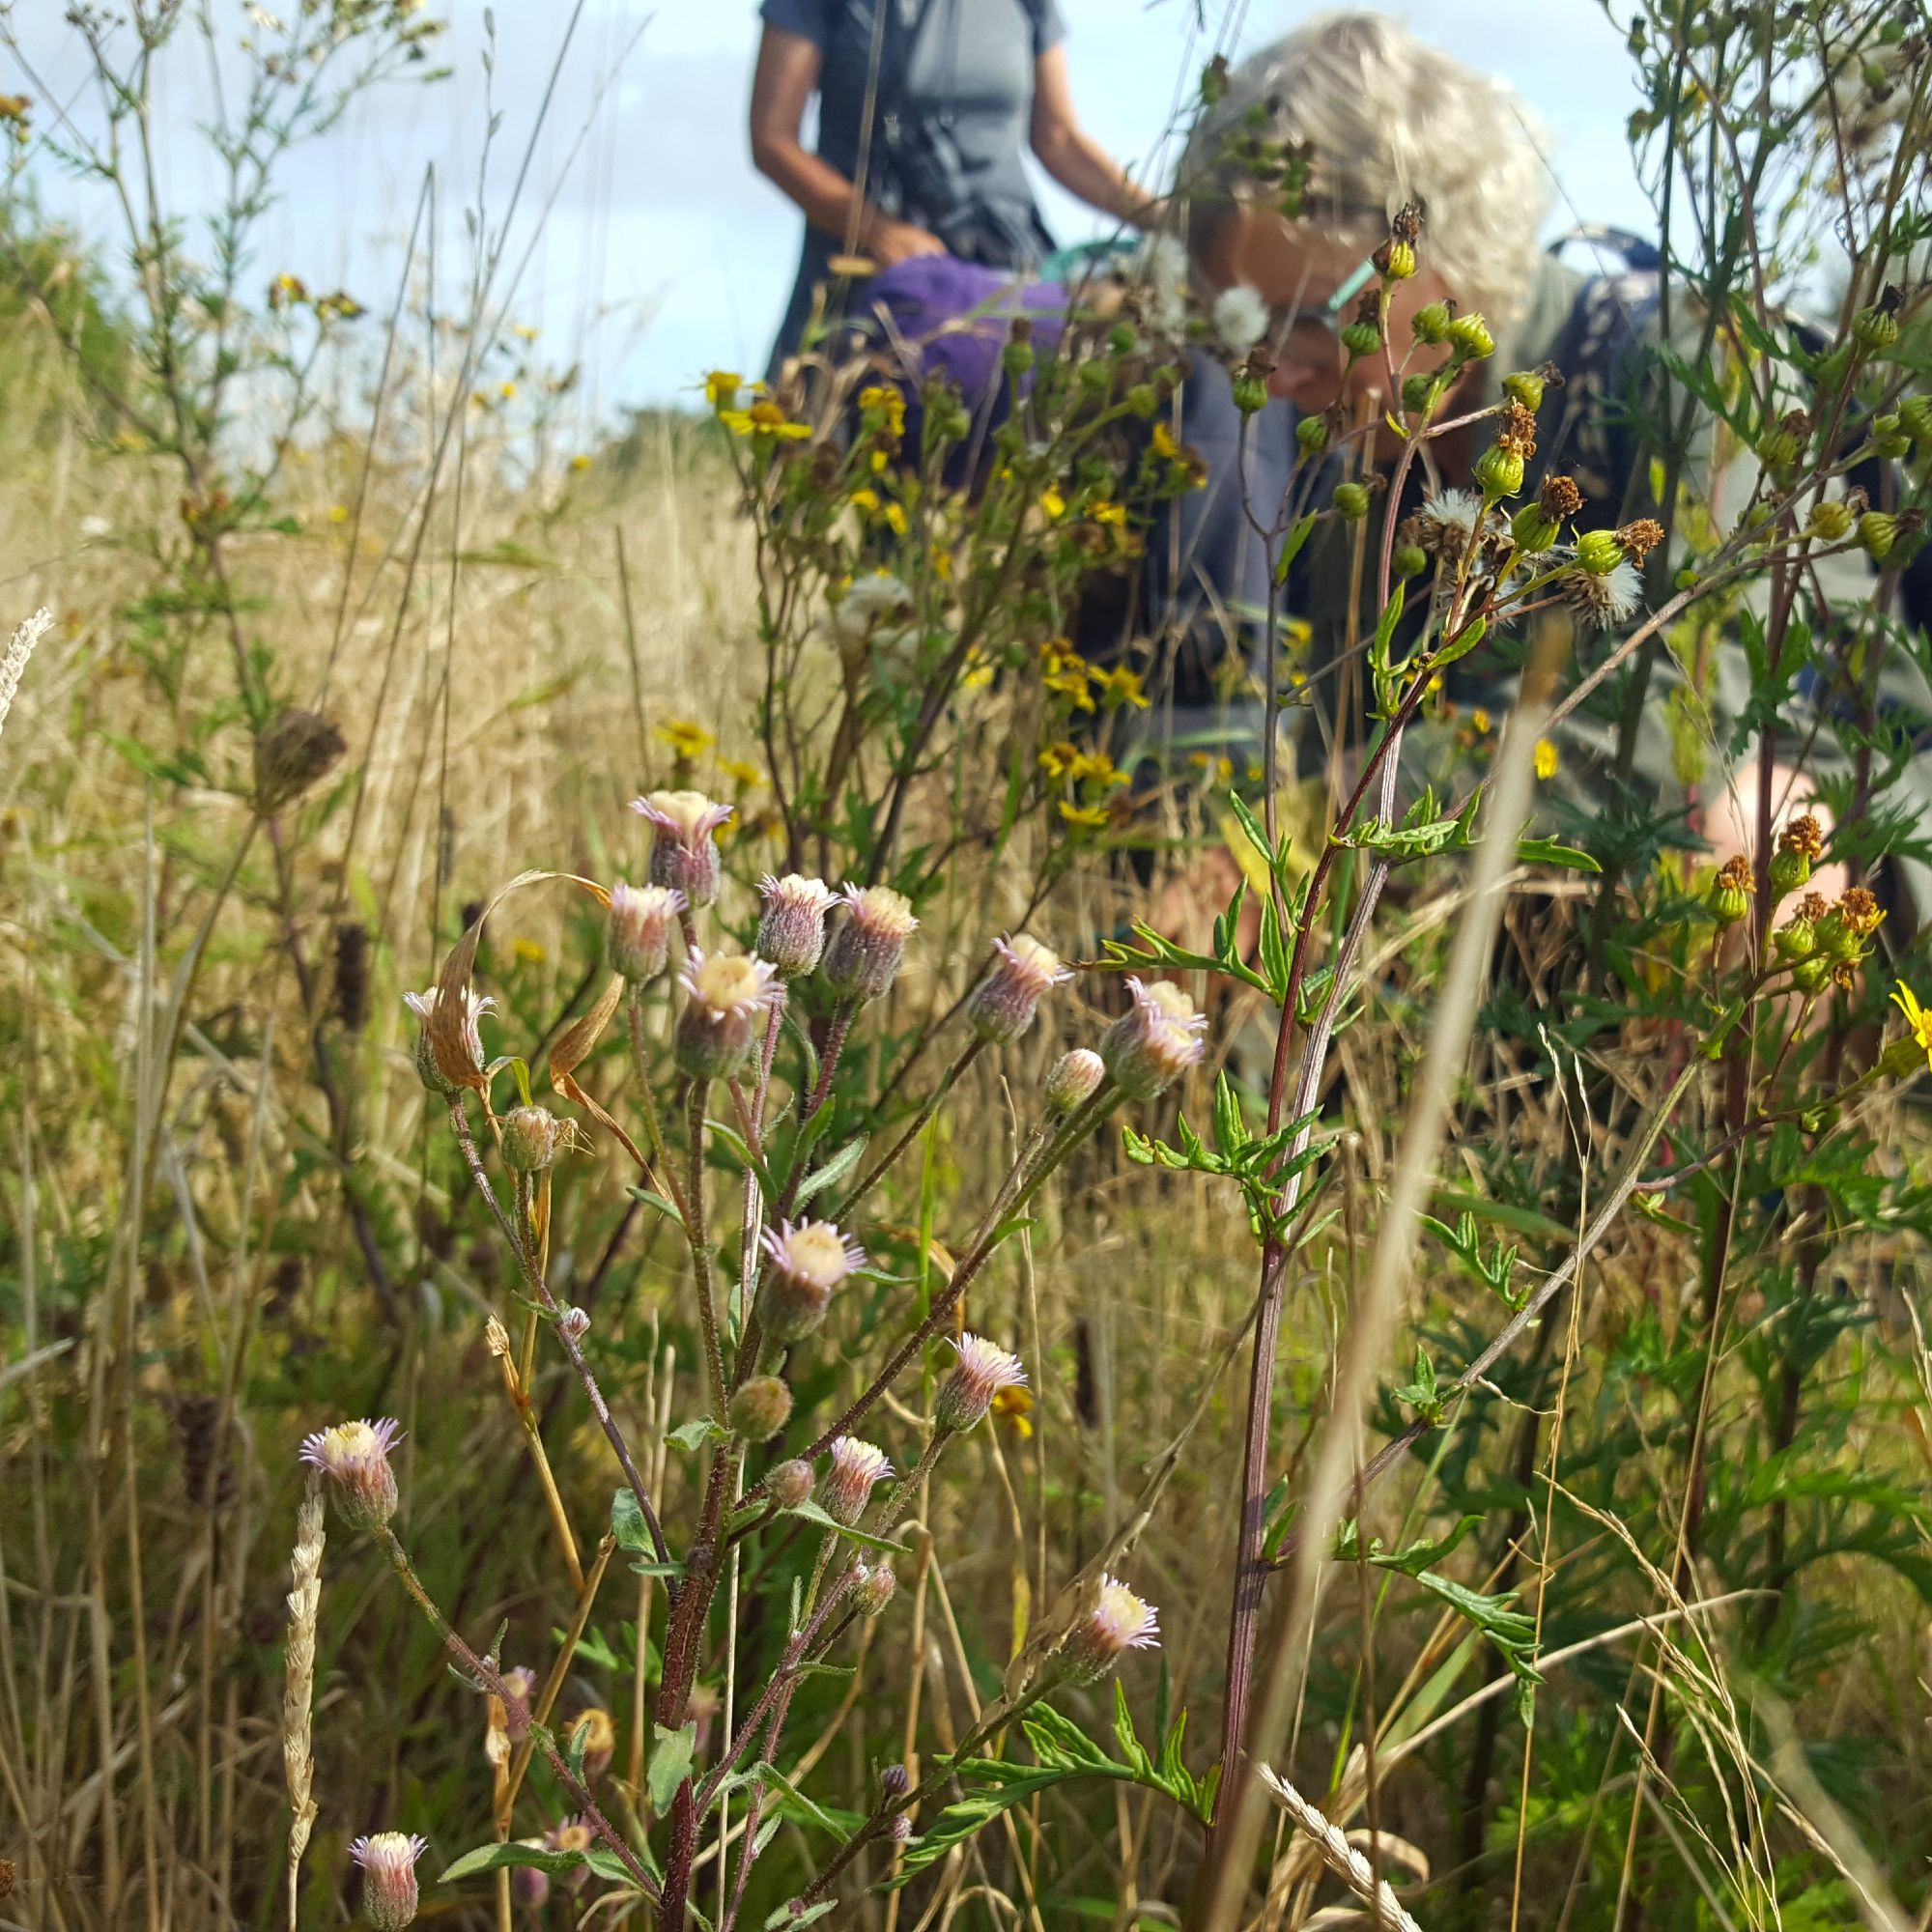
[1275,255,1378,344]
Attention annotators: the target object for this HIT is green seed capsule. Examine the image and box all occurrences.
[1332,480,1371,521]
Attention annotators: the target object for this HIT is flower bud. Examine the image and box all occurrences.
[1333,480,1371,521]
[1340,318,1381,358]
[501,1103,566,1175]
[1099,977,1207,1100]
[1706,856,1753,927]
[350,1833,427,1932]
[728,1375,794,1441]
[1054,1574,1160,1685]
[606,882,684,981]
[1806,499,1856,543]
[1374,237,1415,281]
[558,1306,591,1344]
[852,1560,897,1616]
[822,886,919,1003]
[756,873,837,978]
[935,1333,1028,1435]
[1446,312,1493,360]
[1295,412,1330,456]
[1044,1047,1106,1114]
[1774,909,1819,962]
[300,1417,403,1529]
[1502,369,1546,411]
[1232,371,1268,414]
[1854,303,1900,352]
[1771,815,1823,898]
[675,950,779,1081]
[823,1436,893,1526]
[1510,503,1559,554]
[768,1458,814,1510]
[758,1219,865,1343]
[968,934,1074,1044]
[1393,541,1429,579]
[1575,528,1625,576]
[1410,300,1452,345]
[1401,371,1441,415]
[888,1813,913,1844]
[1881,1035,1928,1080]
[1861,511,1899,561]
[1790,952,1833,994]
[881,1762,912,1799]
[569,1707,615,1781]
[1002,336,1035,380]
[631,790,733,908]
[1473,442,1523,500]
[254,707,347,813]
[1899,395,1932,444]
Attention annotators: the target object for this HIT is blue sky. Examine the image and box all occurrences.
[9,2,1652,425]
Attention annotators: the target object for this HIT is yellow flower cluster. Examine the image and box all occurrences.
[1038,639,1151,714]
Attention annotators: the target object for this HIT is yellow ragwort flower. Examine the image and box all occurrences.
[718,756,765,788]
[1058,800,1113,831]
[1095,665,1151,711]
[1890,981,1932,1071]
[1089,498,1128,528]
[1533,738,1559,781]
[1067,751,1128,788]
[655,718,716,759]
[1471,707,1492,735]
[1038,740,1078,779]
[511,937,546,965]
[1151,421,1180,461]
[991,1383,1034,1439]
[704,370,743,409]
[1039,485,1067,521]
[883,502,908,535]
[721,398,810,440]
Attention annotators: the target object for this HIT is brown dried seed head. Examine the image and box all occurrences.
[1779,814,1825,862]
[1616,518,1666,563]
[1497,399,1538,457]
[1539,473,1584,521]
[1839,886,1884,936]
[1717,855,1755,894]
[1391,199,1425,243]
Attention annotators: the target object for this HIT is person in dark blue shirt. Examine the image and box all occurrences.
[750,0,1154,376]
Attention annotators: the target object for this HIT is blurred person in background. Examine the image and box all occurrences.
[749,0,1156,378]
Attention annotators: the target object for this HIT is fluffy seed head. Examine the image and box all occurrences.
[824,1436,893,1525]
[768,1458,815,1510]
[605,881,685,981]
[1409,489,1484,563]
[1100,978,1208,1098]
[1045,1047,1107,1114]
[1058,1574,1161,1684]
[822,886,919,1002]
[728,1375,794,1441]
[349,1833,427,1931]
[1210,283,1269,355]
[299,1418,403,1529]
[967,934,1074,1044]
[756,872,837,977]
[935,1333,1028,1435]
[1556,558,1640,631]
[632,789,733,906]
[403,984,494,1095]
[501,1103,566,1175]
[675,949,780,1080]
[757,1218,864,1341]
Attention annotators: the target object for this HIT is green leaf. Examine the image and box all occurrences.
[647,1720,698,1814]
[781,1496,909,1553]
[797,1134,868,1208]
[1517,838,1602,874]
[628,1184,688,1230]
[770,1905,838,1929]
[611,1488,651,1553]
[440,1840,637,1884]
[668,1417,725,1453]
[1271,511,1318,585]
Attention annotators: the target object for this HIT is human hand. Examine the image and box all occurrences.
[864,217,948,269]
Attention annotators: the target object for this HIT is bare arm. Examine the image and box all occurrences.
[1029,43,1157,226]
[748,24,946,268]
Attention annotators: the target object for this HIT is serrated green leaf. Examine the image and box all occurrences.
[440,1840,638,1884]
[647,1720,697,1814]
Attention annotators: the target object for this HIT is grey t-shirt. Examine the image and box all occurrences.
[761,0,1065,368]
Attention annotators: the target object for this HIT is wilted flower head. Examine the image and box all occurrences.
[605,881,685,981]
[1556,557,1640,630]
[403,983,495,1095]
[827,572,916,664]
[935,1333,1028,1435]
[1057,1574,1160,1685]
[1099,977,1207,1099]
[822,885,919,1003]
[1044,1046,1107,1115]
[299,1417,403,1528]
[487,1663,537,1766]
[349,1832,427,1931]
[967,934,1074,1044]
[758,1218,865,1342]
[1211,282,1269,355]
[823,1436,893,1525]
[631,789,733,907]
[1408,489,1484,562]
[254,706,347,812]
[500,1103,568,1175]
[756,872,837,978]
[569,1707,615,1781]
[675,949,780,1080]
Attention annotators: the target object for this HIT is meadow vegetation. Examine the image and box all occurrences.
[3,4,1932,1930]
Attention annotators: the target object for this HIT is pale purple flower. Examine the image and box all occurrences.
[822,885,918,1003]
[300,1418,403,1528]
[605,880,685,981]
[935,1333,1028,1434]
[1098,977,1207,1098]
[631,789,733,906]
[967,934,1074,1044]
[823,1436,893,1525]
[756,872,837,978]
[350,1832,427,1931]
[1059,1574,1160,1684]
